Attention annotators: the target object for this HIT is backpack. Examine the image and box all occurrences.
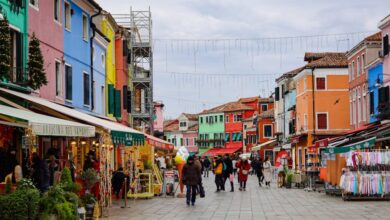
[222,162,227,171]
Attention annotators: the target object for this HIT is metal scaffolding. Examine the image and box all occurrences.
[113,7,153,134]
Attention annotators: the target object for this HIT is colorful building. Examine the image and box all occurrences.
[198,108,225,155]
[367,59,383,122]
[346,32,382,129]
[164,113,198,153]
[257,107,275,163]
[153,101,165,137]
[377,15,390,120]
[293,52,349,171]
[0,0,28,85]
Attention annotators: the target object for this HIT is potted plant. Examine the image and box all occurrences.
[80,168,99,194]
[286,172,293,189]
[81,194,97,219]
[40,185,78,220]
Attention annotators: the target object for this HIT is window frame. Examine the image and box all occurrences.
[82,13,88,41]
[315,77,326,90]
[83,72,90,106]
[263,124,273,138]
[55,60,62,97]
[351,61,355,80]
[316,112,328,130]
[29,0,39,10]
[54,0,61,23]
[64,1,71,31]
[261,104,268,112]
[65,64,72,101]
[225,115,229,123]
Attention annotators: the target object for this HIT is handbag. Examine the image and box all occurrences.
[199,183,205,198]
[242,170,249,175]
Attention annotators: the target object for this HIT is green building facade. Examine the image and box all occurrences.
[198,112,225,154]
[0,0,28,85]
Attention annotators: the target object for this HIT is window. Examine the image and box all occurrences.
[370,91,374,115]
[316,77,326,90]
[180,122,187,127]
[304,114,308,131]
[317,113,328,130]
[275,87,280,101]
[348,64,352,81]
[357,57,360,76]
[349,96,353,125]
[361,54,365,73]
[206,116,209,123]
[219,115,223,122]
[214,116,217,123]
[65,2,71,30]
[225,115,229,123]
[225,133,230,142]
[263,125,272,138]
[358,88,361,122]
[304,78,307,91]
[101,53,105,66]
[82,14,88,41]
[65,65,72,101]
[55,61,61,96]
[30,0,38,8]
[54,0,60,22]
[186,138,189,146]
[234,114,242,122]
[200,117,203,124]
[351,61,355,80]
[194,138,197,145]
[261,104,268,112]
[83,72,90,106]
[101,86,105,115]
[384,35,389,56]
[209,116,213,123]
[180,138,183,146]
[168,139,171,143]
[9,30,23,83]
[363,86,366,122]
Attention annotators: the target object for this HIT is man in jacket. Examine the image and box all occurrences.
[222,154,234,192]
[202,156,211,178]
[182,156,202,206]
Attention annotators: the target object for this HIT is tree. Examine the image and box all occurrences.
[27,33,47,90]
[0,17,10,81]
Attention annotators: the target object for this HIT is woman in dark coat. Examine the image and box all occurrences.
[31,153,50,192]
[182,156,201,206]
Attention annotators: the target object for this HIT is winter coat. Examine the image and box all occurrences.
[32,160,50,192]
[182,162,201,186]
[263,160,272,182]
[237,160,251,182]
[112,171,126,191]
[203,158,211,168]
[223,157,233,177]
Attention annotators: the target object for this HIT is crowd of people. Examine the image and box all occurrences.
[181,153,274,206]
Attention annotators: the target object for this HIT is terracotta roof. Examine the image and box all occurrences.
[201,101,254,114]
[188,124,199,131]
[259,97,274,103]
[183,113,198,121]
[164,120,179,132]
[276,66,305,82]
[365,32,382,41]
[304,52,348,68]
[238,96,259,103]
[259,110,274,118]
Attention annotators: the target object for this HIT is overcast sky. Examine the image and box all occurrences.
[96,0,390,118]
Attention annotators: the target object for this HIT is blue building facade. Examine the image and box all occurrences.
[92,33,108,116]
[63,0,98,111]
[368,62,383,123]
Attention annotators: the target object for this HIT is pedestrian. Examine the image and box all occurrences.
[194,155,202,174]
[222,154,234,192]
[83,150,96,171]
[31,153,50,193]
[48,154,59,186]
[251,157,259,176]
[213,155,224,192]
[182,156,201,206]
[232,156,237,177]
[202,156,211,178]
[112,167,126,199]
[237,156,251,191]
[256,158,264,186]
[263,156,272,188]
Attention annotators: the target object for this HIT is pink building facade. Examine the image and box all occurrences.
[28,1,65,103]
[153,101,164,134]
[379,15,390,87]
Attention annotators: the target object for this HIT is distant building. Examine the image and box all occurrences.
[164,113,198,154]
[377,15,390,119]
[153,101,165,136]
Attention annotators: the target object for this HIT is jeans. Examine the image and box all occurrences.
[240,180,247,189]
[204,167,210,177]
[186,185,197,204]
[215,174,223,190]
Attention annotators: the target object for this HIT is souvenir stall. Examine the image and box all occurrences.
[0,105,95,190]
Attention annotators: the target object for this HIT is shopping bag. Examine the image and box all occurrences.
[229,174,234,182]
[199,183,205,198]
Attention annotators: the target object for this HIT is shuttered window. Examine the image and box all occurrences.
[123,86,128,110]
[65,65,72,101]
[275,87,280,101]
[264,125,272,138]
[317,113,328,130]
[114,89,121,118]
[370,91,375,115]
[83,73,90,106]
[126,90,132,113]
[316,77,326,90]
[384,35,389,56]
[108,84,114,114]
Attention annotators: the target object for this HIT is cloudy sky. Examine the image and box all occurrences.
[96,0,390,118]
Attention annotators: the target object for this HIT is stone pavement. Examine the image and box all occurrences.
[105,173,390,220]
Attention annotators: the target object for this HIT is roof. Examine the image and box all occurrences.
[201,101,254,114]
[238,96,259,103]
[378,14,390,29]
[365,32,382,41]
[0,104,95,137]
[259,110,274,118]
[188,124,199,131]
[164,120,179,132]
[346,32,382,58]
[304,52,348,68]
[259,97,274,103]
[183,113,198,121]
[276,66,305,82]
[87,0,102,10]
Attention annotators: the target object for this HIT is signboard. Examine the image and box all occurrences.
[324,137,376,154]
[315,138,329,148]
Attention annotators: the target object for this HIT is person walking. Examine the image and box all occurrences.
[202,156,211,178]
[237,156,251,191]
[213,155,224,192]
[263,156,272,188]
[182,156,202,206]
[31,153,50,192]
[232,157,237,177]
[256,158,264,186]
[112,167,126,199]
[222,154,234,192]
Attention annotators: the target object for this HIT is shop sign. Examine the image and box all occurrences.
[315,138,329,148]
[291,136,300,144]
[324,137,376,154]
[111,131,144,146]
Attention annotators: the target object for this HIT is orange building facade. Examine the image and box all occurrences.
[293,53,349,171]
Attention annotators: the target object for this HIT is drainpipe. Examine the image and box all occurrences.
[90,8,102,111]
[311,67,316,143]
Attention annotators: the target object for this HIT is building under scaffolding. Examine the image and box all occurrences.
[113,8,153,133]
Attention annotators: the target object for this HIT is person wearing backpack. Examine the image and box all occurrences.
[222,154,234,192]
[213,155,224,192]
[202,156,211,178]
[237,156,251,191]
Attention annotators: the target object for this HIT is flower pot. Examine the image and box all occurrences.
[85,204,95,220]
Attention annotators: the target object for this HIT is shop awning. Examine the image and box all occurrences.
[0,105,95,137]
[0,88,144,145]
[323,137,376,154]
[273,147,281,152]
[202,146,242,157]
[145,134,174,151]
[251,139,276,151]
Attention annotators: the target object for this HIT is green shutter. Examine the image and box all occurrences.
[225,133,229,142]
[232,133,237,142]
[114,89,121,118]
[108,84,114,114]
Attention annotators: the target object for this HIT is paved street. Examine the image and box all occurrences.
[106,173,390,220]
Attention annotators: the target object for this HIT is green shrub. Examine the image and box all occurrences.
[0,187,40,220]
[60,167,73,184]
[17,178,36,190]
[81,193,97,206]
[40,185,78,220]
[4,177,12,194]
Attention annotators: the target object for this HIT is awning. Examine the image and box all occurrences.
[0,88,144,145]
[145,134,174,151]
[323,137,376,154]
[251,139,276,151]
[202,146,242,157]
[0,105,95,137]
[273,147,281,152]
